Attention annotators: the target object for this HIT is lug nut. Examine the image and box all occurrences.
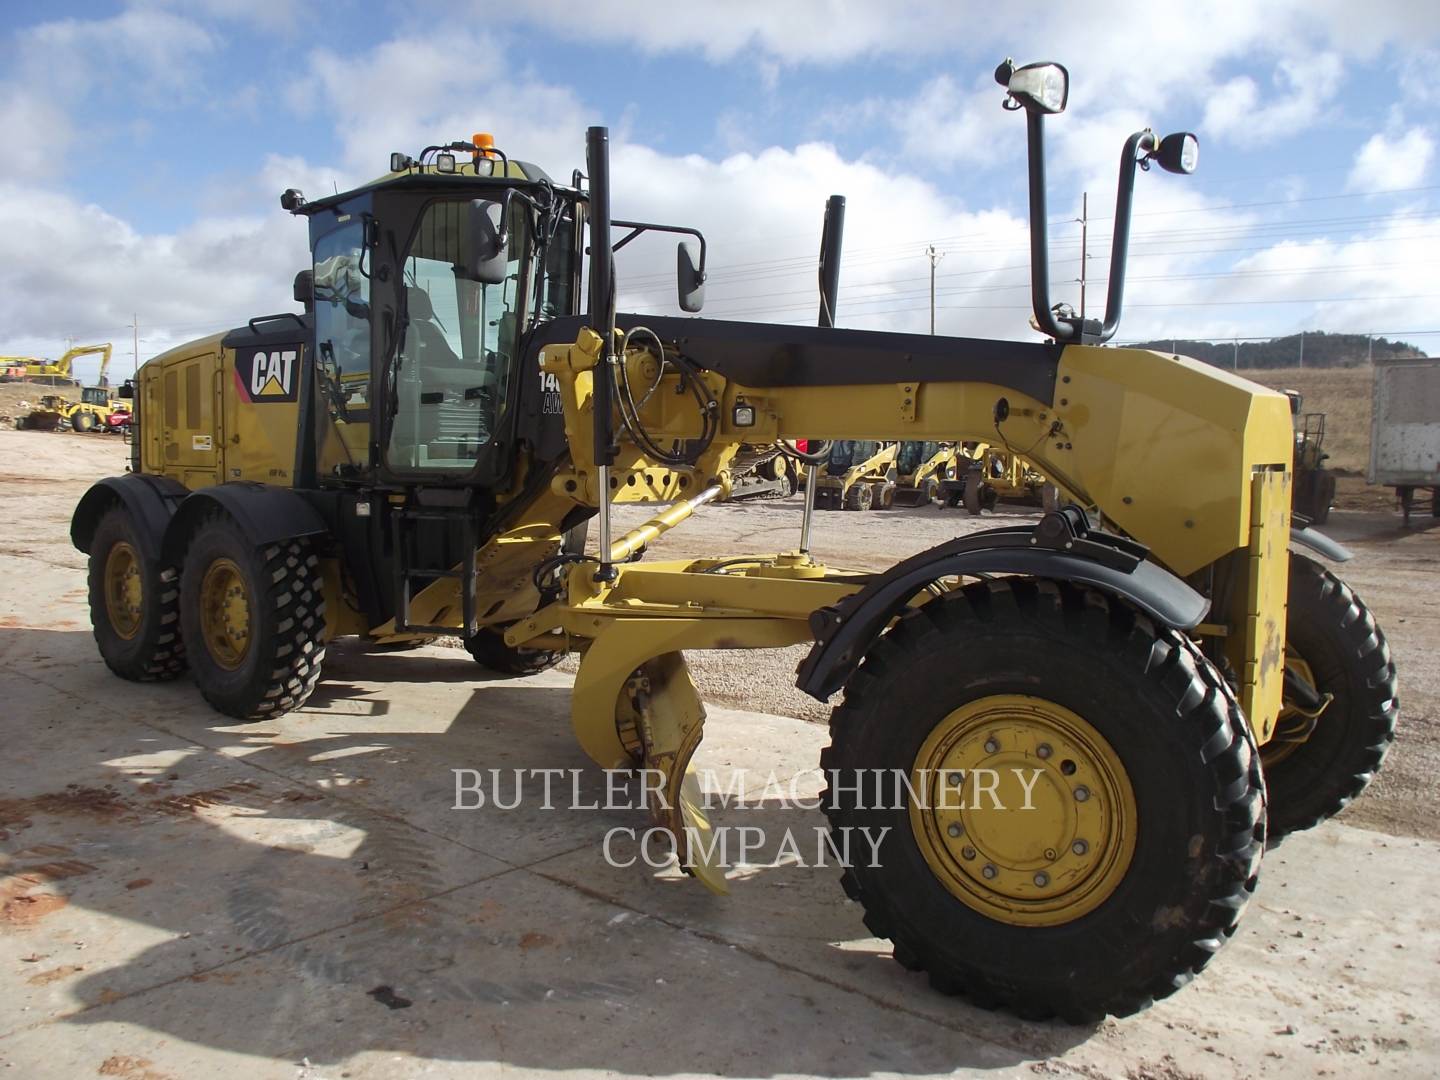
[1033,872,1049,887]
[981,864,997,880]
[947,823,964,838]
[984,738,999,754]
[1074,786,1090,802]
[947,772,963,787]
[1036,743,1052,759]
[961,846,976,860]
[1072,839,1088,855]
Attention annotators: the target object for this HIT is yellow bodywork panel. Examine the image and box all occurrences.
[1047,347,1293,577]
[1229,469,1291,743]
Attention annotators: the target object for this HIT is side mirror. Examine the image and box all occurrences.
[280,188,306,213]
[464,199,509,285]
[677,241,705,313]
[998,60,1069,115]
[118,380,134,400]
[293,269,314,311]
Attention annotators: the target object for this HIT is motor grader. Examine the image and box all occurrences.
[71,59,1397,1023]
[892,439,958,505]
[940,441,1059,513]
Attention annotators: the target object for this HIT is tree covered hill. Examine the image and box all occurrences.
[1124,332,1425,369]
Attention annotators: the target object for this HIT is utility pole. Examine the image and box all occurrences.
[926,244,944,335]
[1299,331,1305,369]
[1232,338,1239,370]
[1367,333,1374,364]
[1078,192,1089,326]
[132,314,139,378]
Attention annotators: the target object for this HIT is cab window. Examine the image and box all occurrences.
[386,199,532,471]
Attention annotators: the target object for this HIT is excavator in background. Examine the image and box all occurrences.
[2,342,114,387]
[891,440,958,506]
[809,439,899,509]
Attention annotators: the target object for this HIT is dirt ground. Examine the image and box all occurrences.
[1,425,1438,1079]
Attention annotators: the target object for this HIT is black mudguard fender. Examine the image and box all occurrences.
[795,508,1209,701]
[71,473,190,562]
[1291,525,1352,562]
[161,482,329,565]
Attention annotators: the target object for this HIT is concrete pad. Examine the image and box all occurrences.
[1,622,1437,1076]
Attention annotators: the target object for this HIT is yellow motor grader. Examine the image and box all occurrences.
[71,60,1397,1023]
[940,441,1059,513]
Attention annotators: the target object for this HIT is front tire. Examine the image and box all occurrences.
[464,627,566,675]
[1261,554,1398,839]
[179,515,326,720]
[72,411,97,433]
[822,578,1265,1022]
[86,508,186,681]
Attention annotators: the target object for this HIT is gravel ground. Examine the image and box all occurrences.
[592,491,1439,844]
[8,428,1435,842]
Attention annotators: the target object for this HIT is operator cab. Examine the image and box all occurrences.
[896,440,941,475]
[826,440,882,475]
[288,137,582,489]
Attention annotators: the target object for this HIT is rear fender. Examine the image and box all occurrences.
[71,473,189,562]
[161,483,329,565]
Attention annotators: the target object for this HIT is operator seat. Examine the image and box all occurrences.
[405,287,459,365]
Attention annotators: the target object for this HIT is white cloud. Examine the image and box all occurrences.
[1202,53,1345,146]
[0,182,308,378]
[1347,127,1435,191]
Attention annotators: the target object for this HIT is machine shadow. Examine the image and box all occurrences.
[0,627,1091,1073]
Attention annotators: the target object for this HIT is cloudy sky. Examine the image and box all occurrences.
[2,0,1438,382]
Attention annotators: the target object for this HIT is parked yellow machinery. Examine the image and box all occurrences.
[3,342,113,386]
[940,442,1059,513]
[891,440,958,505]
[70,60,1397,1022]
[808,439,899,509]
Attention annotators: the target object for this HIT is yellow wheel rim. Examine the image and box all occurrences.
[1264,650,1319,767]
[908,694,1137,927]
[103,542,144,640]
[199,557,252,670]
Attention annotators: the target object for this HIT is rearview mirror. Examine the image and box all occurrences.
[465,199,509,285]
[677,241,705,313]
[118,380,134,400]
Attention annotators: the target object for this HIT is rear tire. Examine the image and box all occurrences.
[86,508,186,681]
[822,578,1265,1021]
[1261,554,1398,839]
[72,411,97,433]
[179,515,326,720]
